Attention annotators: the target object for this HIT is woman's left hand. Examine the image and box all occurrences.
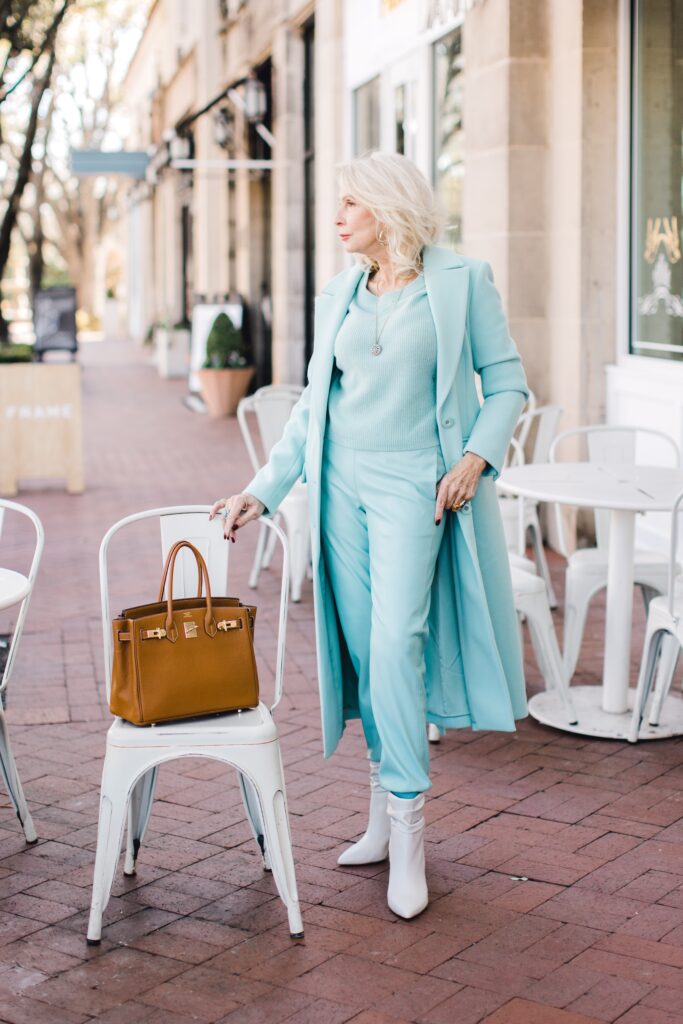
[435,452,488,525]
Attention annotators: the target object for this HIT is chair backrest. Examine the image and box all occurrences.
[237,385,304,474]
[505,436,528,557]
[515,405,562,464]
[99,506,290,712]
[549,425,681,552]
[0,500,44,694]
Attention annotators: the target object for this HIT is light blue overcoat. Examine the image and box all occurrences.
[245,243,530,757]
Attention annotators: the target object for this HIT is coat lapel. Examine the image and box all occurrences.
[311,244,470,435]
[310,267,364,429]
[422,245,470,416]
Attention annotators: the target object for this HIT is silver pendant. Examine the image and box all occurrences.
[371,343,382,356]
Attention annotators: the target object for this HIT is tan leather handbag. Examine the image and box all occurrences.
[109,539,259,725]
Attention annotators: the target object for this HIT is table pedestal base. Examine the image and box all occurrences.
[528,685,683,740]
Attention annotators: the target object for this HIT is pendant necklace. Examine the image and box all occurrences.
[370,275,410,356]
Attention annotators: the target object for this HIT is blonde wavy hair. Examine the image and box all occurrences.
[336,151,445,278]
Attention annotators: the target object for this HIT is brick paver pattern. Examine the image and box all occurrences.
[0,339,682,1024]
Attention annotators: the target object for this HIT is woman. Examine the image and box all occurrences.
[210,152,529,920]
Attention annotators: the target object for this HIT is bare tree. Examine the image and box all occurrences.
[0,0,70,339]
[26,0,144,319]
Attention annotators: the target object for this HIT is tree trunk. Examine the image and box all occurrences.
[0,49,55,341]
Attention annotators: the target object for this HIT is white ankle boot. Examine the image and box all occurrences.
[386,792,428,919]
[337,760,390,866]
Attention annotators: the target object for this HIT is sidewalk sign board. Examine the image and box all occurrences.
[33,287,78,358]
[0,363,84,495]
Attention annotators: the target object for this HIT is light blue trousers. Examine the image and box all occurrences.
[320,437,447,795]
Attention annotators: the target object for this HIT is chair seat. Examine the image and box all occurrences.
[509,553,538,575]
[0,569,30,612]
[569,546,673,572]
[510,566,546,596]
[107,700,278,748]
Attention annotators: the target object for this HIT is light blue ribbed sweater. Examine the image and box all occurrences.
[325,268,439,451]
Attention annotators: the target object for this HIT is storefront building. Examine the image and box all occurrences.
[117,0,681,551]
[119,0,345,391]
[344,0,683,550]
[607,0,683,549]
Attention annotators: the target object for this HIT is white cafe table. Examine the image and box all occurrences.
[498,462,683,740]
[0,569,30,612]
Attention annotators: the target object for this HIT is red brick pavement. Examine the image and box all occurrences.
[0,338,682,1023]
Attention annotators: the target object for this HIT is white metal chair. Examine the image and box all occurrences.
[629,491,683,742]
[511,563,578,725]
[237,385,311,603]
[549,425,681,684]
[0,500,42,843]
[499,404,563,607]
[87,506,303,944]
[501,441,577,724]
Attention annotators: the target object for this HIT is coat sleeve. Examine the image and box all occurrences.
[241,355,315,516]
[462,259,529,480]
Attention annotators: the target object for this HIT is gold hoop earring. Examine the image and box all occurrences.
[377,227,387,245]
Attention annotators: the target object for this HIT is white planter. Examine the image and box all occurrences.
[156,327,190,379]
[103,298,120,340]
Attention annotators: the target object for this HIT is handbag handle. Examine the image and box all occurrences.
[157,539,205,602]
[160,540,216,641]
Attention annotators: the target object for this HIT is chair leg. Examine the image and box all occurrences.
[528,513,558,609]
[648,634,681,727]
[639,584,660,613]
[279,508,309,604]
[87,751,135,945]
[0,711,37,843]
[261,514,281,570]
[427,722,441,743]
[518,591,578,724]
[248,520,270,589]
[238,769,271,870]
[628,626,666,743]
[305,536,314,581]
[250,749,303,939]
[562,571,593,682]
[124,766,159,876]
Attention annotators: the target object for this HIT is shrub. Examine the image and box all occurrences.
[0,343,33,363]
[203,312,249,369]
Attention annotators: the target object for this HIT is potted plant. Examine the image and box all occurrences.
[197,312,254,417]
[155,317,190,379]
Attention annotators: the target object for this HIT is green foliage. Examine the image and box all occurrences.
[0,342,33,362]
[203,312,249,369]
[41,262,72,289]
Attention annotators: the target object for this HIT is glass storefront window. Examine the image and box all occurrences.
[394,81,417,159]
[353,76,380,155]
[432,27,464,249]
[631,0,683,360]
[395,84,407,154]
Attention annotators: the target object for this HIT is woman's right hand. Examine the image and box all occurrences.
[209,492,266,542]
